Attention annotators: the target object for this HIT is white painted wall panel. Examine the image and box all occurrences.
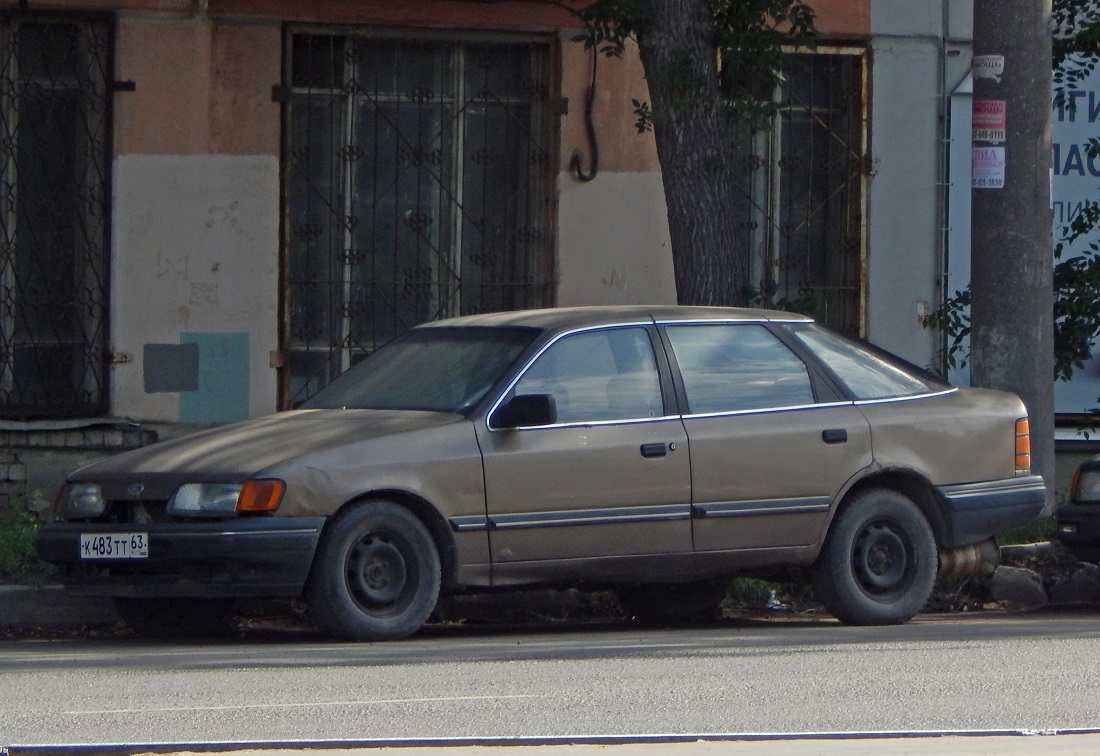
[111,154,280,422]
[866,37,942,366]
[556,172,677,306]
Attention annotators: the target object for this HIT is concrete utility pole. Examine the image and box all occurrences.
[971,0,1055,514]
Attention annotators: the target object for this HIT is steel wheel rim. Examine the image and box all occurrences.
[346,533,412,609]
[852,520,911,596]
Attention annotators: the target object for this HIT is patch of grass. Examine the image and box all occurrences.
[997,516,1057,545]
[726,577,777,607]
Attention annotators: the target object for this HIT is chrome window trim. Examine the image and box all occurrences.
[852,388,958,406]
[484,321,660,432]
[680,400,854,421]
[653,316,812,326]
[494,415,684,432]
[485,319,956,429]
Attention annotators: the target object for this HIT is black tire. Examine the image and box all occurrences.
[114,597,236,639]
[616,577,729,624]
[307,500,440,641]
[812,488,937,625]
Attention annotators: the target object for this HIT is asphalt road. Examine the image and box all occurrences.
[2,611,1099,751]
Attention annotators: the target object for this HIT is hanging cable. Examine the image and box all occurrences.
[570,47,599,182]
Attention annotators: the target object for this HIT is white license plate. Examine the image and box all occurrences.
[79,532,149,560]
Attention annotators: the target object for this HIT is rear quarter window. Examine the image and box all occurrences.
[789,325,945,400]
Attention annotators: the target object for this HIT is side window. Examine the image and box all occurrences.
[788,325,937,399]
[514,328,663,423]
[666,324,815,414]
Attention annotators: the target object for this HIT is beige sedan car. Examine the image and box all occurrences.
[38,306,1045,640]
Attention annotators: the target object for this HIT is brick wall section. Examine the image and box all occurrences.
[0,425,158,452]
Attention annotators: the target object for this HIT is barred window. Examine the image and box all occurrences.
[284,31,554,406]
[740,49,868,336]
[0,16,110,419]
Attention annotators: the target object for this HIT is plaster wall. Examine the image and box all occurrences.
[111,153,281,421]
[110,17,282,423]
[556,173,676,306]
[555,33,674,305]
[864,1,973,368]
[865,11,953,365]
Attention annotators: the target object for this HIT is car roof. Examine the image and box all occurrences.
[416,305,814,332]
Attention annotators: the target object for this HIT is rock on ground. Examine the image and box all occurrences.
[990,565,1048,605]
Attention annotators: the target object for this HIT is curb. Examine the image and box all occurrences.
[0,585,118,630]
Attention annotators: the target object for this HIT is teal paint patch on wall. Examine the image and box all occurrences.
[179,332,250,423]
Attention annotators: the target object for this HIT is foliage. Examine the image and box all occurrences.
[1054,0,1100,79]
[743,279,818,317]
[925,247,1100,382]
[572,0,816,131]
[0,505,44,583]
[922,288,971,374]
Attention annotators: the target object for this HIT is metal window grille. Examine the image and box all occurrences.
[283,31,554,406]
[741,48,868,336]
[0,15,111,419]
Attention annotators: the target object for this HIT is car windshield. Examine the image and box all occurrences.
[302,326,539,413]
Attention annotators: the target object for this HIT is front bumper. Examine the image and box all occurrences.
[934,475,1046,548]
[1056,503,1100,562]
[36,516,326,598]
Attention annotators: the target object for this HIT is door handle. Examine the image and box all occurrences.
[822,428,848,444]
[640,442,667,458]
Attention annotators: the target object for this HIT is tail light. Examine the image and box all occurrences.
[1072,465,1100,503]
[1015,418,1031,472]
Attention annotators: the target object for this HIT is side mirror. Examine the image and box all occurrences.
[491,393,557,429]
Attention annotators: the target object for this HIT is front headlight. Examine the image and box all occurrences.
[55,483,106,518]
[167,480,285,517]
[1073,467,1100,504]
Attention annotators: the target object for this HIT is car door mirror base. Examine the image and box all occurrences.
[491,394,557,429]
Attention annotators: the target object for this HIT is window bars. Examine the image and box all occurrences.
[0,16,111,419]
[284,32,554,406]
[742,49,868,337]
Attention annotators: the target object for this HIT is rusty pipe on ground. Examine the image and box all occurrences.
[938,537,1000,577]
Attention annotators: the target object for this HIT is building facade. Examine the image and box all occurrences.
[0,0,975,503]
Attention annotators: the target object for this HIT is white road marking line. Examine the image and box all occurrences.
[68,693,543,716]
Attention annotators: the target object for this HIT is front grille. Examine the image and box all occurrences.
[100,499,171,524]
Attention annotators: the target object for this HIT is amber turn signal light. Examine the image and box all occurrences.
[1015,418,1031,472]
[236,480,286,512]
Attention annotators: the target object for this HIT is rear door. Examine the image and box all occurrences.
[475,325,692,566]
[661,322,872,552]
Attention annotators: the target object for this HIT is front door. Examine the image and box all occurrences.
[475,326,692,570]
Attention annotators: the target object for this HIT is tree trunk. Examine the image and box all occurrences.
[636,0,750,306]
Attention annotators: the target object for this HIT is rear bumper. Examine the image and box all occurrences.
[934,475,1046,548]
[36,516,326,598]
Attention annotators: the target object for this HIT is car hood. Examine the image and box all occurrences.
[70,409,469,486]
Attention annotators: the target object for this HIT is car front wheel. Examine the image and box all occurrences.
[812,488,937,625]
[307,500,441,641]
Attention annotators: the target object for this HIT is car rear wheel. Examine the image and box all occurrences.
[812,488,937,625]
[307,500,441,641]
[114,597,236,639]
[615,577,730,624]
